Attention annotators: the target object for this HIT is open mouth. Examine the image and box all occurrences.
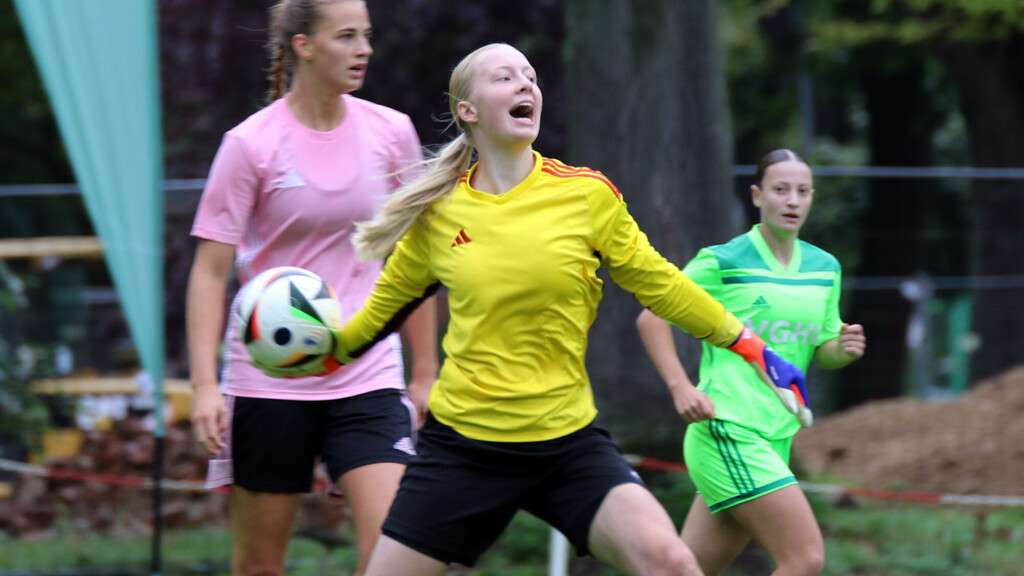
[509,102,534,121]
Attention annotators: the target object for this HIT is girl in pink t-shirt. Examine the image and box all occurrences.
[185,1,437,574]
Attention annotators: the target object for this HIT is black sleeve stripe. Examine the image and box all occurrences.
[290,280,324,324]
[348,282,442,360]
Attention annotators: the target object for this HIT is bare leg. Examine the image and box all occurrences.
[728,485,824,576]
[364,534,446,576]
[230,487,299,576]
[680,495,751,576]
[337,462,406,576]
[588,483,704,576]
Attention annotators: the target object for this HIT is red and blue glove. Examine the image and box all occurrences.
[728,328,813,427]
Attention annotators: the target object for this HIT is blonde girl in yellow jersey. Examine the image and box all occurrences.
[306,43,806,576]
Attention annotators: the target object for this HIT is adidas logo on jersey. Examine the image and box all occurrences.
[451,228,472,247]
[751,295,770,310]
[274,168,306,190]
[392,437,416,456]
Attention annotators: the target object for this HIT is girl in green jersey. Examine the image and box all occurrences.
[637,149,866,575]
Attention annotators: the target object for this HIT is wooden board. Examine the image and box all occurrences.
[0,236,103,259]
[30,377,192,396]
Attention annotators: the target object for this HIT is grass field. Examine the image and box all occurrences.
[2,474,1022,575]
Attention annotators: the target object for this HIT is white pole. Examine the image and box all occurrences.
[548,528,569,576]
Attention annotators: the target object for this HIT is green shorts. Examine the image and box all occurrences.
[683,419,797,513]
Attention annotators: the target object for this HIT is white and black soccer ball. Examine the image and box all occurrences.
[236,266,343,377]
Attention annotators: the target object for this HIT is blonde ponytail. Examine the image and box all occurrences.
[353,43,512,261]
[353,134,474,260]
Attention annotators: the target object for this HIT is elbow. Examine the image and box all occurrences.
[636,308,659,332]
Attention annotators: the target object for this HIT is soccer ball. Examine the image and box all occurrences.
[236,266,343,377]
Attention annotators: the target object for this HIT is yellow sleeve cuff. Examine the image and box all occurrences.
[332,327,356,365]
[706,312,744,349]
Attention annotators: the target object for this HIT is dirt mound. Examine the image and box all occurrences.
[793,366,1024,496]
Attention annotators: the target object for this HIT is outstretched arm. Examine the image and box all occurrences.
[586,182,810,424]
[335,219,439,364]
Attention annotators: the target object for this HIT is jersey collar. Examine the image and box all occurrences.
[748,224,802,274]
[461,150,543,204]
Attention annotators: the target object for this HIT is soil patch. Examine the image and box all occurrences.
[794,366,1024,496]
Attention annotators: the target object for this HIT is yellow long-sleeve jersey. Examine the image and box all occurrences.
[337,152,742,441]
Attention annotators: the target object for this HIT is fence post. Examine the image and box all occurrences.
[548,528,569,576]
[946,294,974,395]
[901,273,935,397]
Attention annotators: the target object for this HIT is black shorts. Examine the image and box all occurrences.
[381,415,643,566]
[231,389,415,493]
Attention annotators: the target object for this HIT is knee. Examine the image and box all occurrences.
[782,545,825,576]
[804,546,826,575]
[646,539,701,576]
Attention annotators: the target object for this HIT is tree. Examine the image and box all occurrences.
[805,0,1024,388]
[565,0,741,452]
[0,0,72,186]
[942,37,1024,380]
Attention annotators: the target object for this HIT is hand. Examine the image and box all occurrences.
[728,328,813,427]
[760,347,814,427]
[191,382,228,454]
[670,383,715,423]
[406,376,434,429]
[838,323,866,361]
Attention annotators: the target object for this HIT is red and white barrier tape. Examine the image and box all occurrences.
[4,456,1024,508]
[622,454,1024,508]
[0,458,209,493]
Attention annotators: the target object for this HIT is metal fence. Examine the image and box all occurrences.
[3,165,1023,394]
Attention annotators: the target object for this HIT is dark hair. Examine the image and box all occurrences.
[754,149,806,187]
[266,0,356,103]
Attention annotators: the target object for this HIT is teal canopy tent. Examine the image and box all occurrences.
[13,1,166,573]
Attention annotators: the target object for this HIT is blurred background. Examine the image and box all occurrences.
[1,0,1023,574]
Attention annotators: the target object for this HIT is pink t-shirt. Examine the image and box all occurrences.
[191,95,422,400]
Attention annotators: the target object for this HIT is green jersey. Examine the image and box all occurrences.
[684,225,842,439]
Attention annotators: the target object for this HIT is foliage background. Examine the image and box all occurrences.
[2,0,1023,573]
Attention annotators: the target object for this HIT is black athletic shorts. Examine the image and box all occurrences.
[231,389,415,493]
[381,415,643,566]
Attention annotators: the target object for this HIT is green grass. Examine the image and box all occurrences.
[2,475,1023,575]
[811,494,1024,576]
[0,527,230,573]
[0,527,357,575]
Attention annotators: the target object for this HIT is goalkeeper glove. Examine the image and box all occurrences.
[728,328,813,427]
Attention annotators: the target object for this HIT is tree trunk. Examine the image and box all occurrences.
[565,0,740,454]
[837,56,939,408]
[942,37,1024,382]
